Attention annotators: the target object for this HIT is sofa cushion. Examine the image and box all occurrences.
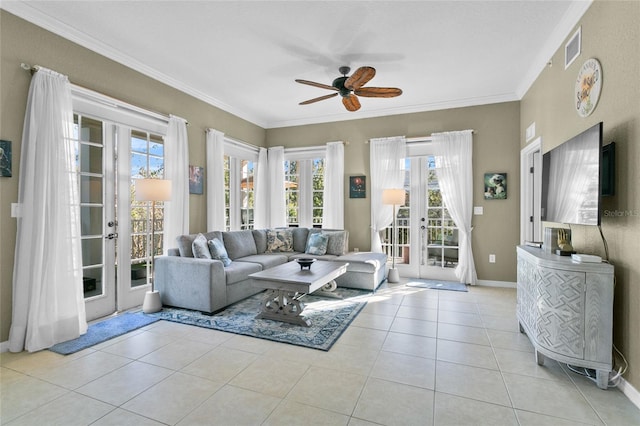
[235,254,288,269]
[252,229,268,253]
[289,252,339,261]
[305,232,329,255]
[192,234,212,259]
[290,227,310,253]
[266,229,294,252]
[322,230,349,256]
[208,238,232,266]
[224,261,262,285]
[223,230,258,260]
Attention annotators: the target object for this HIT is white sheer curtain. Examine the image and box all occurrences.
[369,136,406,252]
[268,146,286,228]
[9,68,88,352]
[253,147,269,229]
[206,129,226,231]
[323,141,344,229]
[432,130,477,285]
[163,115,189,252]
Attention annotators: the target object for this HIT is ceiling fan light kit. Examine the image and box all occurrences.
[296,66,402,112]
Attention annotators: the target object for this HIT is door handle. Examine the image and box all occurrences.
[420,225,426,230]
[106,233,118,240]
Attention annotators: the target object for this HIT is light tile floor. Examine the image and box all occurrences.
[2,280,640,425]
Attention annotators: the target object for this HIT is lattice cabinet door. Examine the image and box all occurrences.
[534,268,585,359]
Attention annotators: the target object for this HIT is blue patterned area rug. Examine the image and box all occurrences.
[149,288,370,351]
[406,279,468,292]
[49,312,160,355]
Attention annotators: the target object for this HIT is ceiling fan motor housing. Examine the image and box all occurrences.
[332,76,351,97]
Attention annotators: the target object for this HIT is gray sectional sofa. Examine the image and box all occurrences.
[154,227,387,314]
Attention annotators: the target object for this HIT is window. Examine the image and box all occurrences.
[223,139,258,231]
[284,149,325,228]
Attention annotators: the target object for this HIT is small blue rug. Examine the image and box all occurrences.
[406,279,468,292]
[149,288,370,351]
[49,312,160,355]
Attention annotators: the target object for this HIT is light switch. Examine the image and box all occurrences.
[474,206,484,215]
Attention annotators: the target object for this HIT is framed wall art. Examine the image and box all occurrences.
[189,165,204,194]
[349,175,366,198]
[0,140,12,177]
[484,173,507,200]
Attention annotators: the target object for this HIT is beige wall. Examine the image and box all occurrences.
[520,1,640,390]
[0,11,266,342]
[267,101,522,283]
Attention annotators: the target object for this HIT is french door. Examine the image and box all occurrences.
[392,156,458,280]
[75,114,165,321]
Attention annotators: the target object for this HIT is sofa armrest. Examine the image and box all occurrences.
[154,256,228,313]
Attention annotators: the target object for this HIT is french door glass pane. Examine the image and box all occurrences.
[75,114,106,299]
[130,131,165,287]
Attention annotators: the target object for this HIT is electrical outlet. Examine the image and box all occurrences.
[489,254,496,263]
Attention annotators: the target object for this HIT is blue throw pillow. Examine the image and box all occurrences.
[305,233,329,256]
[208,238,232,266]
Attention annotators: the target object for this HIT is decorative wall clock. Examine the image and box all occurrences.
[575,58,602,117]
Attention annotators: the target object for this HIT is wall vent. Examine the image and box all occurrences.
[565,27,581,69]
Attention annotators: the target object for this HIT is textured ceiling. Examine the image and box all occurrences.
[3,1,591,128]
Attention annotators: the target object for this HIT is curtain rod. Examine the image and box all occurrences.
[365,131,476,144]
[21,62,188,126]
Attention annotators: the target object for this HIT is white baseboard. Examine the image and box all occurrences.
[619,376,640,411]
[0,340,10,353]
[476,279,516,288]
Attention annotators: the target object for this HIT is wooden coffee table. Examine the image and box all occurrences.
[249,260,349,326]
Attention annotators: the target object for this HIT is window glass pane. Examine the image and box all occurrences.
[81,206,103,235]
[131,152,147,178]
[82,266,103,298]
[131,131,148,153]
[80,143,103,174]
[149,134,164,156]
[80,176,102,204]
[81,237,103,266]
[148,156,164,177]
[81,117,103,144]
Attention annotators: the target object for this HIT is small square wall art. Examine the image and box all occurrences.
[484,173,507,199]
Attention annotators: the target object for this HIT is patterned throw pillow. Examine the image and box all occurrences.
[208,238,232,266]
[305,233,329,255]
[266,229,294,253]
[191,233,212,259]
[322,230,348,256]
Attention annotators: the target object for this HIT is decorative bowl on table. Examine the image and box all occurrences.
[296,258,316,270]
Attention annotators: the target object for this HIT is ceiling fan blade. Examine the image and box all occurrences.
[299,93,339,105]
[344,66,376,90]
[354,87,403,98]
[295,79,339,92]
[342,94,361,111]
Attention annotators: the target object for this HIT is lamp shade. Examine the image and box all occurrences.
[135,179,172,202]
[382,188,405,206]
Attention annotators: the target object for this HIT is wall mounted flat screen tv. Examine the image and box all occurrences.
[541,122,603,226]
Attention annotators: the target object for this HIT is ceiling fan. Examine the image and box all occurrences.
[295,66,402,112]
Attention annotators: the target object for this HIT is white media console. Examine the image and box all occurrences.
[516,245,615,389]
